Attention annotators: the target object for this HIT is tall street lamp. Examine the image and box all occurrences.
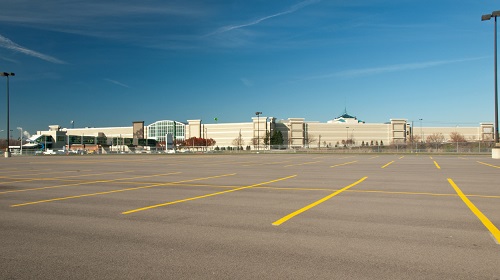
[346,126,349,147]
[482,11,500,158]
[419,118,423,142]
[255,112,262,151]
[17,127,22,155]
[1,72,15,158]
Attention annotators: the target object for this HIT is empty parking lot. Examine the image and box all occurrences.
[1,154,499,279]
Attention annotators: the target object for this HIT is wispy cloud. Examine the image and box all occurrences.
[104,78,131,88]
[0,34,66,64]
[303,57,487,80]
[0,55,19,64]
[240,78,254,87]
[206,0,321,36]
[0,1,207,50]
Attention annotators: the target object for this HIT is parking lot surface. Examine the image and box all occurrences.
[1,154,499,279]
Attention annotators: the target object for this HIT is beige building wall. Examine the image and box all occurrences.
[187,120,202,139]
[35,119,493,150]
[416,123,493,142]
[37,126,133,139]
[203,122,254,148]
[306,123,392,147]
[60,127,132,138]
[187,118,272,149]
[288,118,305,148]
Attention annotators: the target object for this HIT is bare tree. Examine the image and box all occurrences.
[426,133,445,144]
[251,137,259,148]
[306,133,316,147]
[232,130,245,148]
[449,131,466,143]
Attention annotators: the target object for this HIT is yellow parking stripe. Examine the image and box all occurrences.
[272,177,368,226]
[0,170,134,186]
[330,161,357,168]
[447,178,500,244]
[477,161,500,169]
[434,161,441,169]
[254,186,500,199]
[11,173,234,207]
[0,170,80,179]
[122,175,297,215]
[1,171,171,195]
[243,160,292,167]
[381,161,394,168]
[284,161,322,167]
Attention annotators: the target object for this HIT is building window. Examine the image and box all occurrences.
[147,120,186,142]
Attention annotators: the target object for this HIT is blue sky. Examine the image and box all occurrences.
[0,0,498,138]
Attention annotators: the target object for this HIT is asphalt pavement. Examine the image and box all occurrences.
[1,153,499,279]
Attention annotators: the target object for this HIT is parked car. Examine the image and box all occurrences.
[43,149,56,155]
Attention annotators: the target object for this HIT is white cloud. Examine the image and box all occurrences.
[0,34,66,64]
[206,0,321,36]
[0,55,19,64]
[0,1,208,50]
[104,78,131,88]
[240,78,254,87]
[302,57,487,80]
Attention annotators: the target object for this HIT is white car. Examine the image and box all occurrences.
[43,149,56,155]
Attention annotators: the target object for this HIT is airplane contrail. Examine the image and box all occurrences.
[207,0,320,36]
[0,33,66,64]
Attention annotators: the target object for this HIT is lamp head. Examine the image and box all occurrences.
[482,14,492,21]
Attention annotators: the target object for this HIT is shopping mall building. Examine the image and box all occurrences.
[31,111,495,152]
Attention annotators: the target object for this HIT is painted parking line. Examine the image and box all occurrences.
[339,156,356,159]
[243,160,292,167]
[0,170,81,179]
[0,168,54,176]
[11,173,234,207]
[433,161,441,169]
[477,161,500,169]
[122,175,297,215]
[272,177,368,226]
[381,161,394,168]
[330,161,358,168]
[447,178,500,244]
[311,156,327,160]
[1,171,164,195]
[284,161,322,167]
[0,170,134,186]
[253,186,500,199]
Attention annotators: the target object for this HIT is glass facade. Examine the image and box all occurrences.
[147,120,186,142]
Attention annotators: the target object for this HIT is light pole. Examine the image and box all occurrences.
[204,126,208,151]
[419,118,423,142]
[346,126,349,147]
[1,72,15,157]
[255,112,262,151]
[17,127,22,155]
[482,11,500,158]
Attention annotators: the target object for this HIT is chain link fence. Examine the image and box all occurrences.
[5,141,498,156]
